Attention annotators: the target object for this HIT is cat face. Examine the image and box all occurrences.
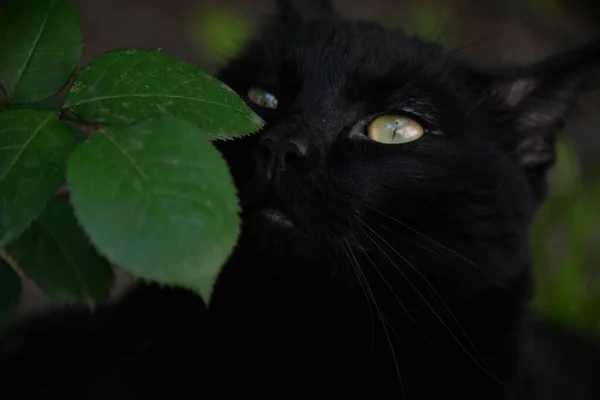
[215,0,598,292]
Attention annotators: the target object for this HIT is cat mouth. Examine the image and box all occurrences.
[237,176,299,230]
[261,207,295,228]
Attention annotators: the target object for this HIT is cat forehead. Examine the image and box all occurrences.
[246,18,463,104]
[272,20,449,74]
[219,17,473,125]
[245,19,468,119]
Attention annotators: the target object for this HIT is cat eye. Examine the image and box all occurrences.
[247,86,279,109]
[367,114,424,144]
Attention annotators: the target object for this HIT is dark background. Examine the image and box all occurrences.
[9,0,600,334]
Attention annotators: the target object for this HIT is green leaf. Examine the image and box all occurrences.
[6,197,113,304]
[67,117,240,298]
[64,49,263,140]
[0,257,21,328]
[0,0,82,104]
[0,109,75,247]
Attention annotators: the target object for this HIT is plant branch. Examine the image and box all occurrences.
[51,110,104,200]
[58,108,105,137]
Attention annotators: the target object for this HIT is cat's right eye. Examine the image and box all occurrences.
[247,86,279,109]
[367,114,424,144]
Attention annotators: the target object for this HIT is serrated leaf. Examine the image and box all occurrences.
[6,197,113,304]
[64,49,263,140]
[0,0,82,104]
[0,109,75,247]
[0,258,21,328]
[67,117,240,298]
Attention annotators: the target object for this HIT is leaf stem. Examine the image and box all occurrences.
[0,249,21,277]
[58,109,104,134]
[52,110,103,199]
[59,109,106,152]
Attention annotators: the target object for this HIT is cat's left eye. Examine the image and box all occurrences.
[367,114,424,144]
[247,86,279,109]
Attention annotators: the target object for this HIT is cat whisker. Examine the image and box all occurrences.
[348,242,407,351]
[359,221,479,352]
[341,241,406,400]
[362,203,475,264]
[295,178,511,389]
[335,239,377,352]
[376,221,513,296]
[358,221,460,346]
[362,214,443,257]
[358,220,512,390]
[345,228,436,350]
[360,202,514,295]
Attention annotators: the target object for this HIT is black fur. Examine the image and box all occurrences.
[1,1,599,398]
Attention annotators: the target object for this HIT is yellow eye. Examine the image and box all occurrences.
[367,114,424,144]
[248,86,279,109]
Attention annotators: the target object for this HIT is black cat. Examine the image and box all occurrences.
[1,1,599,399]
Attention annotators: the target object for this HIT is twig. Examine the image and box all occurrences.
[58,109,105,139]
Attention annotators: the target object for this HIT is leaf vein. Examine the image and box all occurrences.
[69,94,246,114]
[99,130,149,182]
[9,0,55,99]
[98,130,184,261]
[0,113,55,184]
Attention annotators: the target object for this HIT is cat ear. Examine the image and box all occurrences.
[277,0,335,21]
[468,39,600,203]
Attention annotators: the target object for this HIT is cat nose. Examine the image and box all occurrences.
[258,137,308,178]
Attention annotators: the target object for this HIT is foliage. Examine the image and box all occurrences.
[532,138,600,335]
[0,0,262,328]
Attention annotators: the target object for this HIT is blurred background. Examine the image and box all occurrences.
[9,0,600,335]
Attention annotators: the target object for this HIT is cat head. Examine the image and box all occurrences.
[215,0,599,292]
